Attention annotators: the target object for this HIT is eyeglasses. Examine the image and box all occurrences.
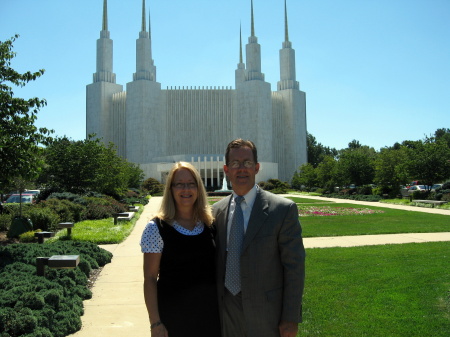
[172,182,197,190]
[227,160,255,169]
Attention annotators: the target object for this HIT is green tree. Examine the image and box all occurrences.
[41,136,143,197]
[292,163,318,191]
[316,155,338,193]
[126,162,144,189]
[307,132,338,168]
[0,35,53,193]
[374,146,410,196]
[407,139,450,188]
[337,145,377,187]
[427,128,450,148]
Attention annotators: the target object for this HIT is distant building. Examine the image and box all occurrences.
[86,0,307,187]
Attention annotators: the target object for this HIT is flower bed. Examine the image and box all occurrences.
[298,205,385,217]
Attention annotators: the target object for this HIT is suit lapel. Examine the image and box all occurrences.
[216,195,232,259]
[242,189,269,251]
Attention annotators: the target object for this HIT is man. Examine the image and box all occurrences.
[213,139,306,337]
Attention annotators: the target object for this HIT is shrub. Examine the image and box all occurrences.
[47,192,88,206]
[442,193,450,202]
[142,177,164,195]
[25,207,61,232]
[323,193,382,202]
[86,196,127,218]
[1,203,33,218]
[85,203,114,220]
[37,199,87,224]
[18,230,38,243]
[356,185,373,195]
[0,213,12,231]
[412,190,430,200]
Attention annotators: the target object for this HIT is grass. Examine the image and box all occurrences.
[51,205,144,244]
[300,242,450,336]
[285,197,450,237]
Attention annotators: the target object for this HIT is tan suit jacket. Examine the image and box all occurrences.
[213,188,306,337]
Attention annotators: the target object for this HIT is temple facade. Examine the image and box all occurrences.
[86,0,307,188]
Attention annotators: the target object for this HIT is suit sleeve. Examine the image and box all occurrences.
[278,201,306,323]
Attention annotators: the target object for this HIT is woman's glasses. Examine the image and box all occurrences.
[172,182,197,190]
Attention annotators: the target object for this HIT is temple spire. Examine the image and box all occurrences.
[278,0,298,90]
[284,0,289,42]
[239,24,243,63]
[141,0,146,32]
[251,0,255,37]
[102,0,108,31]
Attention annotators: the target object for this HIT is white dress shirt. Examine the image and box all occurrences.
[226,184,258,247]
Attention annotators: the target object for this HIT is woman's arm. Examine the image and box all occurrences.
[143,252,168,337]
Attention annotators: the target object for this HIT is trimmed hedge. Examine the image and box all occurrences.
[0,241,112,337]
[322,193,382,202]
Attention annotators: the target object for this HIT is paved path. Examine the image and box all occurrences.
[69,195,450,336]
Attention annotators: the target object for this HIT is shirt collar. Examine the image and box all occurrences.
[232,184,258,208]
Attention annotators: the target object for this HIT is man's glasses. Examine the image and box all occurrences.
[172,182,197,190]
[227,160,255,169]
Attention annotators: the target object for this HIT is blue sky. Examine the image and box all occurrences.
[1,0,449,151]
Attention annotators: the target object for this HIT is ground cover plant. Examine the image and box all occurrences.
[0,241,112,337]
[300,242,450,336]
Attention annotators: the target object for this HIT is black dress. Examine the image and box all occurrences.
[155,218,221,337]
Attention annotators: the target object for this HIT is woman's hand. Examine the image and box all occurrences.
[151,323,168,337]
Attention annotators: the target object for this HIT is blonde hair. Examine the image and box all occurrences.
[157,162,214,226]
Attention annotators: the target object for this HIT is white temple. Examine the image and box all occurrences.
[86,0,307,188]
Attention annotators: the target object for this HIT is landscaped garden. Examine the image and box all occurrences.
[0,192,147,337]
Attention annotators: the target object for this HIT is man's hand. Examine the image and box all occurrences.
[279,321,298,337]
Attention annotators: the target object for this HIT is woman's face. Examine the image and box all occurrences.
[171,168,198,210]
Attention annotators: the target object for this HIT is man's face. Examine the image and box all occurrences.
[224,146,260,196]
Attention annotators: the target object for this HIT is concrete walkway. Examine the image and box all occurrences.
[70,195,450,336]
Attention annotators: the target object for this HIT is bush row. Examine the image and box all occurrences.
[0,193,133,232]
[322,193,382,202]
[0,241,112,337]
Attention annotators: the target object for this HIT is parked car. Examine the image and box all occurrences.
[4,194,34,204]
[25,189,40,197]
[407,185,428,195]
[431,184,443,192]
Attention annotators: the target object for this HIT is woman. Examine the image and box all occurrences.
[140,162,221,337]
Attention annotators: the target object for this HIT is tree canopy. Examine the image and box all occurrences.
[295,129,450,195]
[40,136,144,198]
[0,35,53,192]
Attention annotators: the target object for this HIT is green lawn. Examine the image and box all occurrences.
[300,242,450,336]
[51,206,143,244]
[286,197,450,237]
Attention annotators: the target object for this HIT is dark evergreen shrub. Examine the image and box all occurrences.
[0,241,112,337]
[47,192,88,206]
[83,196,127,220]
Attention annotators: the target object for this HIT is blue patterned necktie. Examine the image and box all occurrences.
[225,195,245,295]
